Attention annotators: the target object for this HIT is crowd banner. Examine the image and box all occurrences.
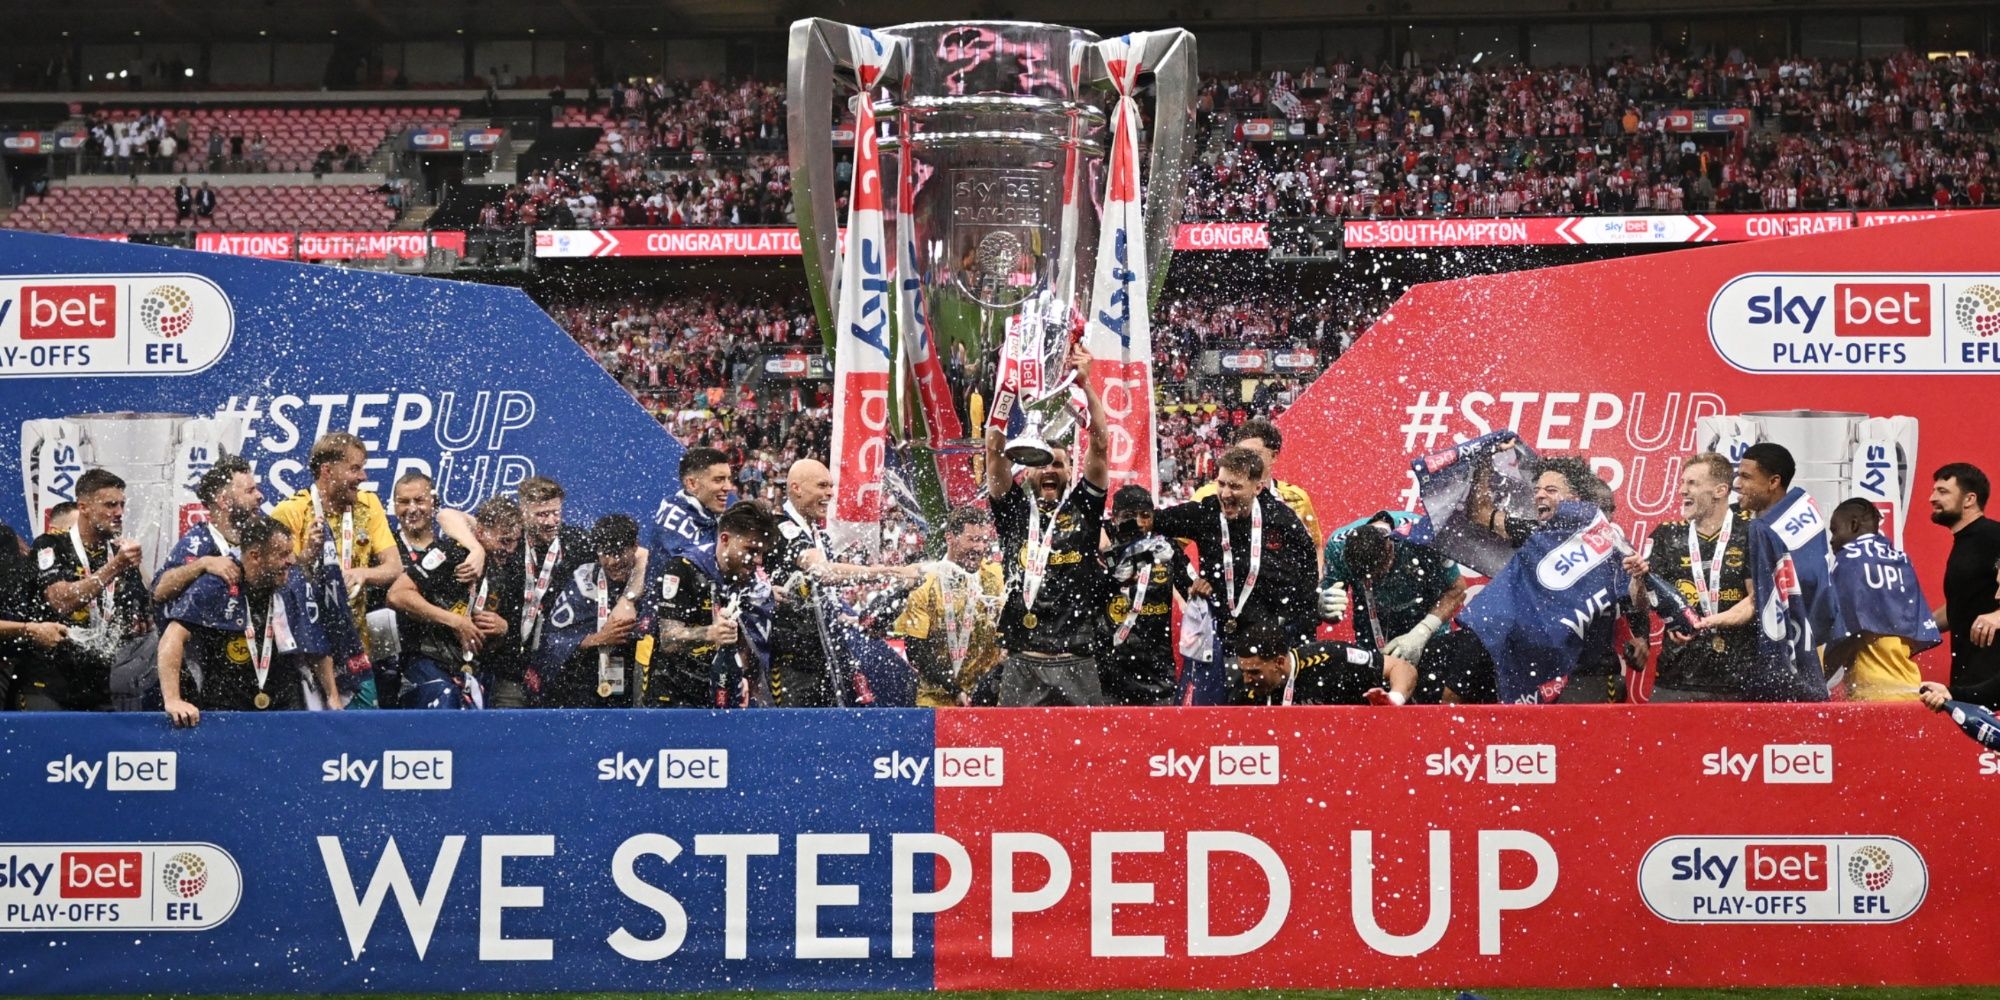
[0,230,680,570]
[0,705,1995,992]
[526,212,1989,259]
[194,232,468,261]
[1276,210,2000,666]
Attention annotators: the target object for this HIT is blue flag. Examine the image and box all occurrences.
[1945,700,2000,752]
[1746,487,1839,702]
[678,546,773,703]
[1460,500,1628,704]
[166,566,331,660]
[647,490,719,558]
[1830,534,1940,653]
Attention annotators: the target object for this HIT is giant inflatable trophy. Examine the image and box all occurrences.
[789,20,1197,554]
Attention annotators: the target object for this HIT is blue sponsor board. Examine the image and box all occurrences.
[0,231,678,556]
[0,711,937,993]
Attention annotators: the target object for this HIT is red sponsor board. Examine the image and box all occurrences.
[1173,223,1269,251]
[932,704,1990,989]
[1275,211,2000,679]
[21,285,117,339]
[195,231,466,260]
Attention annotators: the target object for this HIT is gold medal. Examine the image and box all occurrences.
[598,681,614,698]
[1022,611,1039,630]
[252,691,272,710]
[1711,635,1727,654]
[1225,618,1239,633]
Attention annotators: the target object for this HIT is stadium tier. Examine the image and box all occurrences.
[79,104,462,174]
[0,183,398,233]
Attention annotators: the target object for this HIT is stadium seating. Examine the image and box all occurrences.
[85,104,462,173]
[0,184,397,234]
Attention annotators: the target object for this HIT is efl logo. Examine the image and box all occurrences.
[59,852,144,899]
[934,747,1004,787]
[21,285,117,340]
[1209,745,1280,785]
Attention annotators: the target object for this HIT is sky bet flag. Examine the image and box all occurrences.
[1460,500,1628,704]
[1748,487,1839,702]
[827,26,897,557]
[1081,33,1158,496]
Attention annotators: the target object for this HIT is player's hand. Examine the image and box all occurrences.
[705,617,740,646]
[451,614,484,654]
[110,539,144,574]
[164,697,201,728]
[455,547,487,582]
[1188,577,1213,599]
[201,554,241,585]
[472,610,508,638]
[1972,611,2000,648]
[1919,681,1952,712]
[304,521,327,559]
[1621,554,1650,577]
[586,616,638,649]
[1318,582,1350,622]
[1622,636,1651,669]
[24,621,68,648]
[1068,342,1094,378]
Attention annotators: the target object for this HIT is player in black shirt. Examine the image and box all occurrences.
[767,458,922,707]
[386,496,525,709]
[1627,453,1757,701]
[158,516,342,724]
[1930,463,2000,707]
[533,514,650,708]
[1153,447,1319,651]
[19,468,152,711]
[514,476,596,708]
[649,501,778,708]
[987,344,1111,707]
[1226,616,1417,706]
[1097,486,1201,706]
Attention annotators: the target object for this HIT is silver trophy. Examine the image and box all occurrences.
[788,20,1197,523]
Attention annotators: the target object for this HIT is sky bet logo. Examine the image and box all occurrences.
[1146,746,1281,785]
[0,843,241,931]
[1747,283,1930,336]
[1425,744,1557,784]
[321,751,454,790]
[1700,744,1832,784]
[870,747,1004,787]
[1639,836,1926,924]
[44,752,177,791]
[2,284,119,340]
[595,749,730,788]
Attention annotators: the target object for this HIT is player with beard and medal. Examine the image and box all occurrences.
[767,459,922,707]
[271,433,400,706]
[1928,463,2000,708]
[532,514,652,708]
[648,446,733,558]
[987,344,1113,707]
[1227,615,1417,706]
[1097,486,1204,706]
[896,507,1006,707]
[158,516,343,725]
[150,455,261,608]
[1620,452,1757,702]
[20,468,151,711]
[648,501,777,708]
[1153,447,1319,664]
[385,496,525,709]
[513,476,600,707]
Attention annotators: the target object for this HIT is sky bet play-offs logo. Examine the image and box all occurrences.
[1708,272,2000,374]
[0,273,233,378]
[0,842,241,931]
[1637,836,1927,924]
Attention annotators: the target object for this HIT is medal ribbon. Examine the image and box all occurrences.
[521,534,562,643]
[1021,478,1081,618]
[1280,649,1300,706]
[594,566,612,682]
[309,487,355,569]
[1218,498,1263,620]
[1111,543,1157,647]
[67,524,115,625]
[939,565,980,668]
[1361,578,1389,651]
[1689,512,1733,617]
[244,592,281,692]
[464,575,490,663]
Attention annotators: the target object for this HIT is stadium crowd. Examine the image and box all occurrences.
[489,51,1998,229]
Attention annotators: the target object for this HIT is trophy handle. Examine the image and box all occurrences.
[787,19,905,352]
[1085,29,1199,310]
